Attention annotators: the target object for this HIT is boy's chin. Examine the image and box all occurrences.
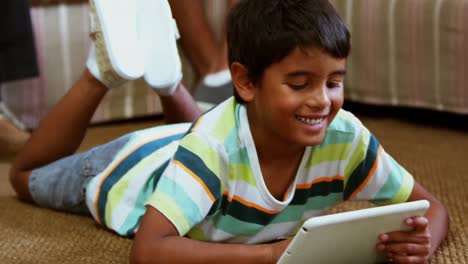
[296,133,326,147]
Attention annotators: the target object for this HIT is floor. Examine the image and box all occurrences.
[0,111,467,263]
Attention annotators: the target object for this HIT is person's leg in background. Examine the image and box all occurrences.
[0,109,30,161]
[0,0,39,160]
[169,0,224,79]
[169,0,239,107]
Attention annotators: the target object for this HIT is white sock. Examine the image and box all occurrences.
[203,69,231,87]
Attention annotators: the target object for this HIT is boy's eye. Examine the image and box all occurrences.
[326,81,342,88]
[288,83,308,90]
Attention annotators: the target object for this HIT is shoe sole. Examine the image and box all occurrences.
[138,0,182,89]
[90,0,144,82]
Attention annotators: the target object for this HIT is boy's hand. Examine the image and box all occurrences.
[377,216,432,264]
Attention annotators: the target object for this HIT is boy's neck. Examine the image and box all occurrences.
[249,123,306,200]
[245,105,307,199]
[256,143,305,200]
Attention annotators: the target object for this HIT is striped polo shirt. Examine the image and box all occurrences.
[85,97,414,242]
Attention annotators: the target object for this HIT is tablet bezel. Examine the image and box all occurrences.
[277,200,430,264]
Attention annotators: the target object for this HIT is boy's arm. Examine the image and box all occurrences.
[408,182,449,256]
[377,182,449,263]
[130,206,291,264]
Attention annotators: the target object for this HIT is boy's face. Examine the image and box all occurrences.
[246,47,346,148]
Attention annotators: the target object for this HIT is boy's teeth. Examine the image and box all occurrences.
[297,116,323,125]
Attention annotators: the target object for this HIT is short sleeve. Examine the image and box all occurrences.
[343,120,414,205]
[145,132,224,236]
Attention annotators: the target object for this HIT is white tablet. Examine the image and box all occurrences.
[277,200,430,264]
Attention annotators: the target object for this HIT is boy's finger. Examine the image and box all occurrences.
[405,216,429,232]
[391,253,429,264]
[379,231,431,244]
[385,242,431,256]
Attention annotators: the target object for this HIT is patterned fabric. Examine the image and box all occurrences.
[86,98,414,242]
[330,0,468,114]
[85,123,191,235]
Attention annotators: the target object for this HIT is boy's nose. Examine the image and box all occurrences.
[305,85,331,110]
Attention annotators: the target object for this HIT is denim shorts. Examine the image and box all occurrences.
[29,134,131,214]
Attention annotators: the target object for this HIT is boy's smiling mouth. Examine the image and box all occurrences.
[295,115,326,126]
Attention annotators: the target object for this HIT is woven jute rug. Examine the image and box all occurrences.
[0,111,466,264]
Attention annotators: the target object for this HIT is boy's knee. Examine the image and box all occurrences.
[9,167,34,202]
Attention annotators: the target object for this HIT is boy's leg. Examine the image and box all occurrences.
[9,73,201,203]
[137,0,202,122]
[158,83,202,124]
[8,0,141,202]
[9,69,108,202]
[9,0,202,203]
[26,131,132,214]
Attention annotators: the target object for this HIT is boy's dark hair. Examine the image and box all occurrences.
[227,0,351,103]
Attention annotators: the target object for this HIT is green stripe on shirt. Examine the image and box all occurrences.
[147,190,192,236]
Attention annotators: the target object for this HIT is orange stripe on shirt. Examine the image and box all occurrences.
[296,176,345,190]
[174,160,216,202]
[347,146,383,201]
[93,129,185,224]
[191,116,203,132]
[223,191,281,215]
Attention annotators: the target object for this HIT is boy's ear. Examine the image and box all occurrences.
[230,62,256,102]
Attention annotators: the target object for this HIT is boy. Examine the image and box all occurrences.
[10,0,448,263]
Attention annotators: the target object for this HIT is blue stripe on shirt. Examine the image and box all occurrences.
[173,146,222,214]
[97,134,183,223]
[344,134,380,200]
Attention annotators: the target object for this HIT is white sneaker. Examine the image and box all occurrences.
[137,0,182,95]
[86,0,144,88]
